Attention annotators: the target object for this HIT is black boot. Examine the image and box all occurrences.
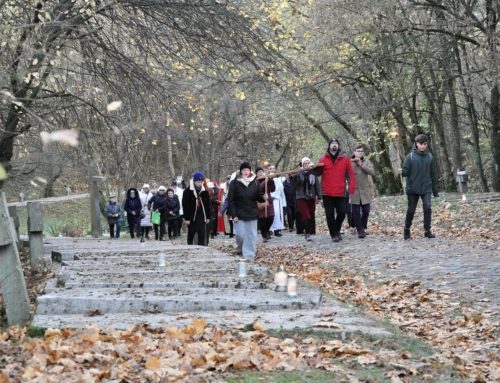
[424,230,435,238]
[404,227,411,240]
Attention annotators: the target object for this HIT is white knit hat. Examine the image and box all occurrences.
[301,157,311,166]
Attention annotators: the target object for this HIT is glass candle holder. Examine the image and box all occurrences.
[287,274,297,297]
[274,264,288,292]
[158,253,166,267]
[238,259,247,278]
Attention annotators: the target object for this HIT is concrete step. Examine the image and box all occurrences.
[35,286,322,315]
[59,262,266,274]
[53,278,270,290]
[31,307,390,336]
[60,256,242,269]
[52,245,227,262]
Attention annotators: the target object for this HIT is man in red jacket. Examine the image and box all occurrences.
[317,138,356,242]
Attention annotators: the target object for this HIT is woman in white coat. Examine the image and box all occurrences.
[139,183,153,242]
[268,165,287,236]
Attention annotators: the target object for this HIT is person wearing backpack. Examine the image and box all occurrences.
[401,134,439,240]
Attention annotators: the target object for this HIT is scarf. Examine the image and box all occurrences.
[238,173,256,187]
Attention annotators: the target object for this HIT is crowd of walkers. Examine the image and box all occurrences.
[105,134,439,260]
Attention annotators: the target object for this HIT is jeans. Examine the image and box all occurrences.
[234,220,258,260]
[351,204,371,234]
[405,193,432,230]
[109,222,121,238]
[323,195,348,237]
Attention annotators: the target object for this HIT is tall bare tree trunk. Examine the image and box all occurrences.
[486,0,500,190]
[166,134,175,181]
[457,42,489,191]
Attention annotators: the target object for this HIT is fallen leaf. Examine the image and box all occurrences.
[313,321,343,329]
[84,309,103,317]
[145,357,160,369]
[253,321,266,332]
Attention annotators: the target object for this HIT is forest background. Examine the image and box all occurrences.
[1,0,499,199]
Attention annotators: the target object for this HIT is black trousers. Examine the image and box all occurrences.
[405,193,432,230]
[286,203,296,230]
[346,203,356,228]
[140,226,151,239]
[187,219,207,246]
[153,221,166,240]
[167,219,178,238]
[258,216,274,239]
[127,215,139,238]
[351,204,370,233]
[323,195,348,237]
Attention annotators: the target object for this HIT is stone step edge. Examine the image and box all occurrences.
[30,311,391,337]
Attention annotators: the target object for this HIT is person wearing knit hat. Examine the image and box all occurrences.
[239,161,252,173]
[104,193,121,239]
[182,170,211,246]
[289,157,322,242]
[192,171,205,182]
[228,161,266,260]
[138,183,153,241]
[316,137,356,242]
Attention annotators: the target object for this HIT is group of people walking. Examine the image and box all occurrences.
[105,133,439,261]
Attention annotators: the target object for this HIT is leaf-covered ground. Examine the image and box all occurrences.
[369,193,500,248]
[0,193,498,382]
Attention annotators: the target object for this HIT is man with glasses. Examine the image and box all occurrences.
[401,134,439,239]
[317,138,356,242]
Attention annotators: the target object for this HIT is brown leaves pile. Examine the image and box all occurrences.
[0,319,418,382]
[249,245,499,383]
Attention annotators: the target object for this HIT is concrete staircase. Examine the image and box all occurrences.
[32,238,390,336]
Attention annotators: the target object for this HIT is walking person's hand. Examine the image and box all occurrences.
[184,220,190,225]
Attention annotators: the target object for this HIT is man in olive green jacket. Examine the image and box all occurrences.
[401,134,439,240]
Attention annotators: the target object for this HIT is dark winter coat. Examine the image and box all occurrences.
[148,193,168,222]
[165,195,180,221]
[228,174,265,221]
[210,186,221,217]
[283,179,296,208]
[124,188,142,223]
[290,172,322,200]
[257,177,276,218]
[402,145,439,196]
[182,180,211,222]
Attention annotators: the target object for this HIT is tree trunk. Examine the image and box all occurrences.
[490,84,500,191]
[375,129,400,194]
[486,0,500,190]
[166,134,175,181]
[457,42,489,191]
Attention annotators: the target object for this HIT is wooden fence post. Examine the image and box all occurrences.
[0,192,31,325]
[27,201,44,273]
[89,176,105,238]
[7,205,20,244]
